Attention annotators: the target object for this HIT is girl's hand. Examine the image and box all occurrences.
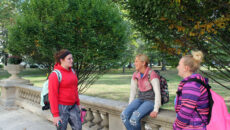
[53,116,62,126]
[150,111,158,118]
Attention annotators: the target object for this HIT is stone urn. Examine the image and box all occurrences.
[4,64,23,80]
[2,64,31,85]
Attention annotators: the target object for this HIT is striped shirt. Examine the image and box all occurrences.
[173,74,209,130]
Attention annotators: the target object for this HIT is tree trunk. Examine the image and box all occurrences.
[161,59,166,71]
[123,65,125,73]
[158,60,161,66]
[150,60,152,68]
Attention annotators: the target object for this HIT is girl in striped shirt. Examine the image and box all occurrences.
[174,51,209,130]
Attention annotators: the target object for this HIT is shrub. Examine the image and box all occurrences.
[8,0,130,93]
[7,56,22,64]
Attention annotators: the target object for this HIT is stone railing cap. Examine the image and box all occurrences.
[79,95,127,111]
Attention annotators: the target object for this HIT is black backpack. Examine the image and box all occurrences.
[153,70,169,105]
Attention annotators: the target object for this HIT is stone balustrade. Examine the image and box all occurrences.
[0,83,176,130]
[80,95,175,130]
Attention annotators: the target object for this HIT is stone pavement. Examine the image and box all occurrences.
[0,106,55,130]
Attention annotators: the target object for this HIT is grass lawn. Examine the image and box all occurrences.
[78,68,230,111]
[0,67,229,111]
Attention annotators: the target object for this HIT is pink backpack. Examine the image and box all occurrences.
[207,89,230,130]
[188,79,230,130]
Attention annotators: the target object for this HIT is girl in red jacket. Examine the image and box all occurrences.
[48,49,81,130]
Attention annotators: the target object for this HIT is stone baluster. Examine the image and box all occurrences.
[32,93,36,103]
[21,89,24,98]
[22,89,25,98]
[29,91,32,100]
[36,94,40,104]
[26,90,29,100]
[34,93,38,103]
[30,92,33,101]
[100,112,109,130]
[85,108,94,128]
[141,121,146,130]
[147,123,160,130]
[19,89,22,97]
[25,90,29,99]
[21,89,25,98]
[91,110,102,130]
[29,91,32,101]
[22,89,26,98]
[18,89,22,97]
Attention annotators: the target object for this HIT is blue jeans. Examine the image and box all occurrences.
[121,99,154,130]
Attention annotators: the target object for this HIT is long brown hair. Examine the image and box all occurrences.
[54,49,71,64]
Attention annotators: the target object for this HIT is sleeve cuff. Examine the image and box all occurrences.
[53,113,59,117]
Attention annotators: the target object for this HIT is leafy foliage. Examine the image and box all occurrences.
[126,0,230,89]
[8,0,130,92]
[0,0,21,65]
[7,55,22,64]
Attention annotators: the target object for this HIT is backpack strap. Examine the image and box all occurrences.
[186,78,213,124]
[52,68,75,83]
[148,70,153,87]
[135,70,153,85]
[53,69,62,82]
[186,78,211,90]
[71,68,75,74]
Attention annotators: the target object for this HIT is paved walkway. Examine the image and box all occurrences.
[0,106,55,130]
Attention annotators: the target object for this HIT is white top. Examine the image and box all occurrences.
[129,78,161,112]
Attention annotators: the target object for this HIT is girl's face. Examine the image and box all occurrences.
[60,54,73,69]
[134,57,145,72]
[177,58,188,78]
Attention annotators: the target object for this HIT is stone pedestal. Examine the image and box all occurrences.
[0,85,17,107]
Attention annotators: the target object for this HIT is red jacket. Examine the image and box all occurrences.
[48,63,80,117]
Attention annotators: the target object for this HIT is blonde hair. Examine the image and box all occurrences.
[136,54,149,67]
[183,50,204,72]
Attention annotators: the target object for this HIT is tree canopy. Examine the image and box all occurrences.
[126,0,230,89]
[0,0,21,64]
[8,0,130,92]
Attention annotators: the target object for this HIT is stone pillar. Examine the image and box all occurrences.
[109,114,126,130]
[0,85,17,107]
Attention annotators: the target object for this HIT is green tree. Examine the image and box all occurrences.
[0,0,21,65]
[126,0,230,89]
[8,0,130,93]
